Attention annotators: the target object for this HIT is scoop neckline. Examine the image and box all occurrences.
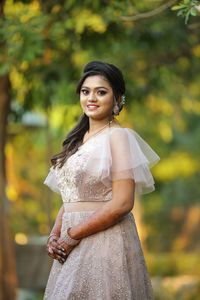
[78,126,124,150]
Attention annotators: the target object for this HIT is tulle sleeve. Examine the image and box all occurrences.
[84,128,160,195]
[109,128,160,194]
[43,166,61,195]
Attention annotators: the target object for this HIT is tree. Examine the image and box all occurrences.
[0,1,17,298]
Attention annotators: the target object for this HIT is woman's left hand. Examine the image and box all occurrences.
[52,237,77,262]
[47,236,67,264]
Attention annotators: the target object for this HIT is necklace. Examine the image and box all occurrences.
[82,119,114,144]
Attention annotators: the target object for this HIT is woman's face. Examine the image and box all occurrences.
[80,75,114,121]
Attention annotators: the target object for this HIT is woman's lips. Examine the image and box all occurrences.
[87,105,99,110]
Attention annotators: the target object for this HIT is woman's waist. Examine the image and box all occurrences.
[63,201,109,212]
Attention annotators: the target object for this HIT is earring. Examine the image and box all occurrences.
[113,104,120,115]
[112,94,126,115]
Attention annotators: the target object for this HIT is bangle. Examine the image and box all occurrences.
[62,227,81,246]
[47,233,59,243]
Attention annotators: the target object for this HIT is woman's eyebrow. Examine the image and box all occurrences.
[81,86,109,90]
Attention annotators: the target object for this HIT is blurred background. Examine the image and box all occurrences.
[0,0,200,299]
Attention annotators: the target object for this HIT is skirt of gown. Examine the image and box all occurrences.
[44,210,154,300]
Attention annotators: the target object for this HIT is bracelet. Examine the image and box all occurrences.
[47,233,59,244]
[62,227,81,246]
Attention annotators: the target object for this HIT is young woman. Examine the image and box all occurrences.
[43,61,160,300]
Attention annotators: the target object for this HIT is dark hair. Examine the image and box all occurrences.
[51,61,125,168]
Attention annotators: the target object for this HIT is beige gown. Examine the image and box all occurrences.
[43,127,160,300]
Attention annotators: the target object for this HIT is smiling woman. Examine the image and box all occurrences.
[80,75,114,122]
[43,61,160,300]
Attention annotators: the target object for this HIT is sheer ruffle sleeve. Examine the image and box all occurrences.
[43,166,61,194]
[84,128,160,195]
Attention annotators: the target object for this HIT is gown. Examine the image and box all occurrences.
[43,126,160,300]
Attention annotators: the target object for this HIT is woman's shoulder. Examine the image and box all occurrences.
[105,125,160,166]
[106,125,136,139]
[99,126,138,153]
[107,125,151,143]
[99,125,127,143]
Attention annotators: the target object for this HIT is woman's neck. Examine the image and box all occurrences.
[88,117,119,134]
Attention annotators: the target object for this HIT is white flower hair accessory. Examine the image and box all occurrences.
[121,95,126,105]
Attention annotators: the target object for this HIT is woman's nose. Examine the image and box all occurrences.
[88,92,97,101]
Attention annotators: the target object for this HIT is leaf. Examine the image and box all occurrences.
[171,5,181,11]
[190,7,197,16]
[185,10,191,24]
[178,4,189,9]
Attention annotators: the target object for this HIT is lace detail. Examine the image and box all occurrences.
[44,211,154,300]
[53,141,112,203]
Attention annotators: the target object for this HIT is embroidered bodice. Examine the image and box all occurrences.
[44,127,160,204]
[54,139,113,203]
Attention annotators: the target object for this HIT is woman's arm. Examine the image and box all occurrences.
[47,205,67,264]
[68,179,135,240]
[49,204,64,236]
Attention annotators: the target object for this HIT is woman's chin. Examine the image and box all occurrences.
[84,110,101,118]
[84,108,112,121]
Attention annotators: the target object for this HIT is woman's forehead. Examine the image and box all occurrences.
[82,75,111,89]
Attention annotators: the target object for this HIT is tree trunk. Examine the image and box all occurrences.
[0,1,17,298]
[0,75,17,300]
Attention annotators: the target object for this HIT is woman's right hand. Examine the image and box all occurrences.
[47,235,67,264]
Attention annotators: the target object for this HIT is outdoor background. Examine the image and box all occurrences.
[0,1,200,299]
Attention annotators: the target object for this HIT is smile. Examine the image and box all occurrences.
[87,105,99,110]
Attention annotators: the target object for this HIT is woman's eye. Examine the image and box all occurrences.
[97,90,107,96]
[81,89,89,95]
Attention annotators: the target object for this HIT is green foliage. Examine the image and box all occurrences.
[172,0,200,24]
[0,6,46,75]
[147,252,200,277]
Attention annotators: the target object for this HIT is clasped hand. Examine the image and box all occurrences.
[47,235,75,264]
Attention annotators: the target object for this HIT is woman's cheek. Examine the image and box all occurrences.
[80,98,86,108]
